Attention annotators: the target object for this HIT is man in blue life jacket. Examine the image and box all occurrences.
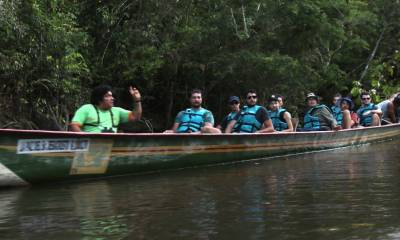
[224,90,274,133]
[267,95,293,132]
[356,92,382,127]
[70,85,142,133]
[167,89,221,134]
[216,96,241,132]
[300,92,340,131]
[377,93,400,124]
[331,93,342,123]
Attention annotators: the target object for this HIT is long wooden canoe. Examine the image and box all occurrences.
[0,124,399,187]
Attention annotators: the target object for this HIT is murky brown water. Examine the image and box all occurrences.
[1,140,400,240]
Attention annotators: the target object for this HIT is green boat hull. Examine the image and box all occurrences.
[0,124,399,186]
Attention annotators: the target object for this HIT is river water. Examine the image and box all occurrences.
[0,140,400,240]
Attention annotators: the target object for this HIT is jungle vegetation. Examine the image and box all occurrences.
[0,0,399,131]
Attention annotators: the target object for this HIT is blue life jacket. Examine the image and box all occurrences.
[220,111,237,131]
[357,103,376,126]
[331,105,341,122]
[177,108,208,133]
[268,108,288,131]
[303,105,329,130]
[226,111,237,122]
[234,105,262,133]
[331,105,343,126]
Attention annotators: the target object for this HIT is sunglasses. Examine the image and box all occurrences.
[362,97,371,100]
[247,95,257,99]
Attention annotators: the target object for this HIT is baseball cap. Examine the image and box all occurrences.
[339,97,354,110]
[228,96,240,103]
[306,92,318,100]
[268,95,279,103]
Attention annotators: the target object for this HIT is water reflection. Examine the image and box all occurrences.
[0,140,399,239]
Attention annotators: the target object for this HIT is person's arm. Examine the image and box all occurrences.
[69,105,87,132]
[225,120,237,133]
[320,108,340,130]
[282,111,293,132]
[371,105,382,116]
[224,112,240,133]
[257,119,275,133]
[70,123,82,132]
[171,122,180,133]
[128,86,142,121]
[169,111,184,133]
[386,102,396,123]
[341,110,351,129]
[256,108,275,133]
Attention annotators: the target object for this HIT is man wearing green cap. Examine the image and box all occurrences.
[301,93,339,131]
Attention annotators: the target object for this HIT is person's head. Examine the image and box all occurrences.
[228,96,240,112]
[306,92,319,107]
[190,89,203,108]
[276,94,284,107]
[267,95,279,111]
[90,85,114,109]
[333,93,342,105]
[360,92,372,105]
[245,89,258,106]
[339,97,354,111]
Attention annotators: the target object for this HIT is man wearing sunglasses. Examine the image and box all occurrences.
[217,96,241,132]
[225,90,274,133]
[356,92,382,127]
[167,89,221,133]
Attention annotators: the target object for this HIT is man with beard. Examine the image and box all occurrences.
[167,89,221,133]
[225,90,274,133]
[70,84,142,133]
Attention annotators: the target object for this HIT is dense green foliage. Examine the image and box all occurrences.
[1,0,399,131]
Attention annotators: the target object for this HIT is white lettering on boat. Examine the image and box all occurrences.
[17,139,90,154]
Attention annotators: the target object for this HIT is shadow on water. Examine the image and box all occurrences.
[1,140,400,240]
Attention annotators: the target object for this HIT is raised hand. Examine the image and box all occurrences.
[129,86,141,102]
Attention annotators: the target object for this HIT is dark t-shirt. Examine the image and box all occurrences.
[233,105,270,124]
[220,115,229,131]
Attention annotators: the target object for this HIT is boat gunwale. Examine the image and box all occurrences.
[0,123,398,138]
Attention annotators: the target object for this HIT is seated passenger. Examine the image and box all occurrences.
[300,93,340,131]
[337,97,358,129]
[276,94,284,109]
[377,93,400,124]
[267,95,293,132]
[225,90,274,133]
[356,92,382,127]
[330,93,342,121]
[70,85,142,133]
[167,89,221,134]
[217,96,241,132]
[395,94,400,123]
